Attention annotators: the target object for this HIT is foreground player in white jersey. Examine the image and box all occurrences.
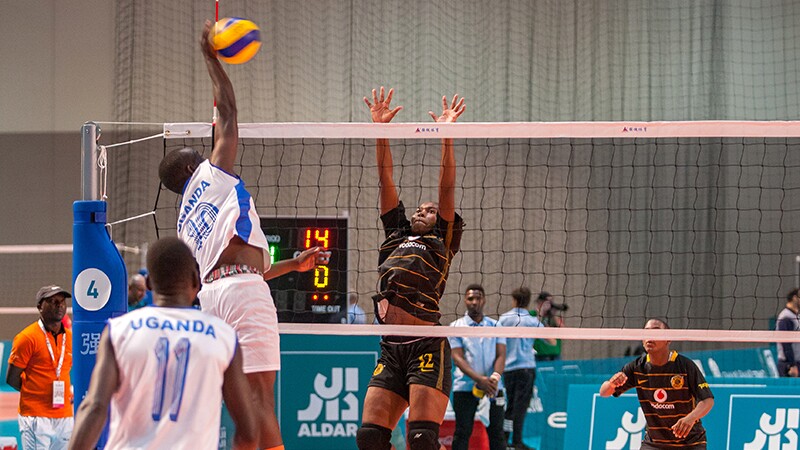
[157,21,329,449]
[69,237,257,450]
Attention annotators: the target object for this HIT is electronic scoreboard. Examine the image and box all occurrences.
[260,216,348,322]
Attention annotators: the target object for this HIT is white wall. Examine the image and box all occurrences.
[0,2,113,323]
[0,1,114,133]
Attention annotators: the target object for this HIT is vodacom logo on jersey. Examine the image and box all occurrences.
[650,389,675,409]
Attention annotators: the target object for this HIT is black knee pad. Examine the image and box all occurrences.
[356,423,392,450]
[407,421,440,450]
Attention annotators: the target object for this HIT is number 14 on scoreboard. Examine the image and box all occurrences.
[260,216,348,320]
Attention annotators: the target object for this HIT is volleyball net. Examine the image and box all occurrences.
[77,120,784,359]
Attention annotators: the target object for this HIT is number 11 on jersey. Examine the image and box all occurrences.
[151,337,191,421]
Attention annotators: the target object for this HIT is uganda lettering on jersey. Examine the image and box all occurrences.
[376,202,464,323]
[177,160,271,279]
[177,180,212,232]
[105,307,236,447]
[129,316,217,338]
[614,350,713,447]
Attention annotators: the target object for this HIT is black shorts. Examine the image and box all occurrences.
[368,336,452,400]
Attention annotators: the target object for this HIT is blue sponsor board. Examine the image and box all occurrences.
[530,347,784,450]
[565,384,800,450]
[725,393,800,449]
[525,372,607,449]
[277,334,380,449]
[3,335,792,450]
[0,342,10,392]
[683,348,780,378]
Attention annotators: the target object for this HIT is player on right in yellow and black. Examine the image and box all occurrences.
[599,319,715,450]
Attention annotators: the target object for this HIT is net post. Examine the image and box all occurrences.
[81,122,100,200]
[73,122,127,446]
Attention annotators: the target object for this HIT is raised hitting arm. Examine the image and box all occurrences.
[429,95,465,222]
[364,87,403,215]
[201,20,239,175]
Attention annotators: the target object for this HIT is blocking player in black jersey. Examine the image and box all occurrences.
[355,87,465,450]
[599,319,715,449]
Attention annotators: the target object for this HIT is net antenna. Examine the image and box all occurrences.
[212,0,219,127]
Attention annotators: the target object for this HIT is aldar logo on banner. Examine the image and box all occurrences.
[743,408,799,450]
[605,409,646,450]
[297,367,359,438]
[729,395,800,450]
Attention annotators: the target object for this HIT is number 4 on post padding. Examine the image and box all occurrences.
[86,280,99,299]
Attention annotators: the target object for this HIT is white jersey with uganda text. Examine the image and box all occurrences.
[104,306,238,450]
[177,159,270,279]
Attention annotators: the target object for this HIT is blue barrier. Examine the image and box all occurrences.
[0,342,11,392]
[4,332,795,449]
[526,346,786,450]
[564,383,800,450]
[1,341,19,445]
[276,334,381,449]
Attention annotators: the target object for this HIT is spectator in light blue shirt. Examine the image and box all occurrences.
[498,287,554,450]
[449,284,506,450]
[347,293,367,324]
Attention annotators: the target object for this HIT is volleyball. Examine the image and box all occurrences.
[212,18,262,64]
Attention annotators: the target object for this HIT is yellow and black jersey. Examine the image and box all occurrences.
[374,202,464,323]
[614,351,713,448]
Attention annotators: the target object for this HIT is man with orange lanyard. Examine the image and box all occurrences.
[6,285,74,450]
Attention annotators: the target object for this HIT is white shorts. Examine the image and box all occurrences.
[18,415,73,450]
[199,273,280,373]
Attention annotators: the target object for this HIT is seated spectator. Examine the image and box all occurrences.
[126,274,149,311]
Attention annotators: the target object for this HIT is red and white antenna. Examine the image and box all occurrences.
[212,0,219,127]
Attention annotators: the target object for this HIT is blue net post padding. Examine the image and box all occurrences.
[72,200,128,448]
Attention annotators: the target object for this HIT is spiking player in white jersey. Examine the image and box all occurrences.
[157,21,330,449]
[69,237,257,450]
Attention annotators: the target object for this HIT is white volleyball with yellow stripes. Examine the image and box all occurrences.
[212,18,261,64]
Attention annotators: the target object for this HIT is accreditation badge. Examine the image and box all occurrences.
[52,380,65,408]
